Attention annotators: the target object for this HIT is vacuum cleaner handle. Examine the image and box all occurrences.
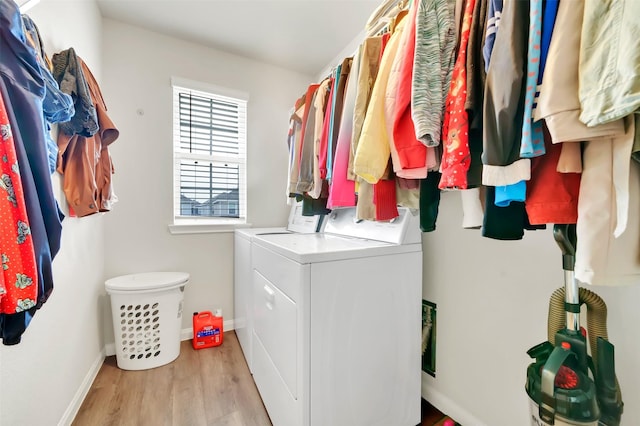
[553,224,576,271]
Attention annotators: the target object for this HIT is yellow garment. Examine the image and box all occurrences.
[354,14,407,184]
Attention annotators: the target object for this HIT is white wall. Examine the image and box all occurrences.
[421,192,640,425]
[100,19,313,345]
[0,1,107,425]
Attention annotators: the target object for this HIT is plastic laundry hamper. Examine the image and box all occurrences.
[105,272,189,370]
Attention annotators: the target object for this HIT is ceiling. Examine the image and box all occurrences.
[96,0,381,76]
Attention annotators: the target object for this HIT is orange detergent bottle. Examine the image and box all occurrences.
[192,309,223,350]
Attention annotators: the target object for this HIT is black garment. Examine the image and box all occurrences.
[481,186,545,241]
[420,172,441,232]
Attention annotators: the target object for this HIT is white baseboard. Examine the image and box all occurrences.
[421,372,489,426]
[58,348,106,426]
[105,342,115,357]
[105,320,236,356]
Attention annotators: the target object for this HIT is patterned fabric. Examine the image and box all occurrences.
[0,93,38,315]
[519,0,544,158]
[439,0,476,190]
[411,0,457,147]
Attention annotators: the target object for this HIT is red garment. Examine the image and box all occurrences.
[526,125,581,224]
[318,78,335,180]
[439,0,476,190]
[0,93,38,314]
[374,175,399,221]
[392,0,426,171]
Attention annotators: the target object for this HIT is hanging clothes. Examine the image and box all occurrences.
[482,0,503,71]
[51,47,99,138]
[411,0,457,148]
[534,0,625,173]
[309,78,331,199]
[1,0,63,344]
[327,52,358,209]
[390,0,430,179]
[579,0,640,126]
[525,124,580,225]
[0,92,38,317]
[318,77,335,181]
[350,36,383,221]
[480,0,531,241]
[439,0,476,190]
[464,0,488,189]
[349,36,382,181]
[287,99,305,197]
[56,57,120,217]
[326,62,345,182]
[21,15,74,175]
[575,116,636,286]
[354,13,408,184]
[296,84,320,194]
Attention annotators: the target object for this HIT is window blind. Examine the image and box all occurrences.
[172,82,247,222]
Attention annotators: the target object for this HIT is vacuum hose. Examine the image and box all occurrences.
[547,287,608,365]
[547,286,624,423]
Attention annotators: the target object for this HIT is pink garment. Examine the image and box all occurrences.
[328,51,360,208]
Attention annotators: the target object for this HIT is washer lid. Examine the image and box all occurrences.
[105,272,190,292]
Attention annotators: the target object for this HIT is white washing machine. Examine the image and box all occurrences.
[250,207,422,426]
[234,203,322,372]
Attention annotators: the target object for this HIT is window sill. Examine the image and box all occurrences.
[168,221,252,235]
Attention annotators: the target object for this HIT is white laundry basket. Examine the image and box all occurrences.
[105,272,189,370]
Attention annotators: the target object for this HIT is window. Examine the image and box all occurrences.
[171,77,248,230]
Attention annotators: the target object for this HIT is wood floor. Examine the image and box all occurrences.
[73,331,452,426]
[73,332,271,426]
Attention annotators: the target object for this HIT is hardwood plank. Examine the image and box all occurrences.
[139,359,175,426]
[172,341,208,425]
[209,410,245,426]
[72,357,121,426]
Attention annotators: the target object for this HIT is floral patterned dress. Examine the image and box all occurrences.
[0,92,38,314]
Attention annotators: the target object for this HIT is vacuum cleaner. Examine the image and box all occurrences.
[525,224,624,426]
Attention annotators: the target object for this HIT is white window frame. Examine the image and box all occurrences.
[169,77,250,234]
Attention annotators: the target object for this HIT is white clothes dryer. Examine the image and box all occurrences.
[234,202,322,372]
[250,207,422,426]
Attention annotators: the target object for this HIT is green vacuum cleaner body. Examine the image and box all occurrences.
[525,225,623,426]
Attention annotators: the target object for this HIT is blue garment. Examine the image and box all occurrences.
[0,0,63,344]
[538,0,559,82]
[22,15,75,174]
[326,64,341,181]
[483,0,503,71]
[494,180,526,207]
[520,0,544,159]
